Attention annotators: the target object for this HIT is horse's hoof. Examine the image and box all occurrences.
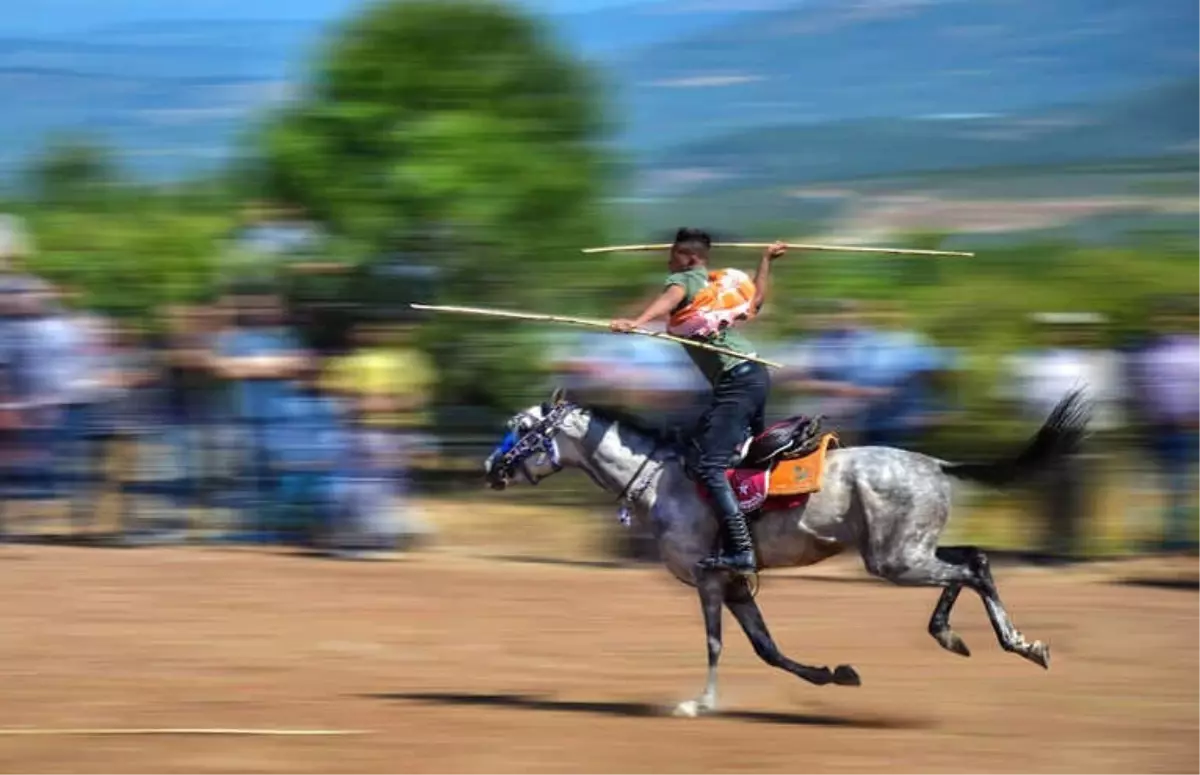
[934,629,972,658]
[832,664,861,686]
[1024,640,1051,670]
[673,699,713,718]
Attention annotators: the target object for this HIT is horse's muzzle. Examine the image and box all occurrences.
[483,456,510,490]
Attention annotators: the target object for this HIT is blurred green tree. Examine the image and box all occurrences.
[252,0,615,409]
[24,135,121,208]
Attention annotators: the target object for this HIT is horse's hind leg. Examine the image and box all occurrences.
[877,545,1049,669]
[952,546,1050,669]
[928,582,971,657]
[723,577,861,687]
[674,573,725,717]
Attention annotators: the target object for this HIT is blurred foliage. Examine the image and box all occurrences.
[1,0,1196,456]
[249,0,613,404]
[24,134,121,208]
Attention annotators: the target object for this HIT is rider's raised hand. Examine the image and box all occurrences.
[764,241,788,260]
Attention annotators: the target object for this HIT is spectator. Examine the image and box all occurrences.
[328,408,409,558]
[269,358,348,545]
[13,278,65,506]
[221,202,325,285]
[0,224,33,530]
[1129,298,1199,553]
[622,329,709,427]
[160,304,220,517]
[999,312,1126,561]
[103,318,160,538]
[774,300,886,442]
[210,284,309,541]
[0,276,38,532]
[322,320,435,553]
[46,284,111,529]
[546,326,706,430]
[858,302,956,450]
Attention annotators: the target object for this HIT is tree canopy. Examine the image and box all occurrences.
[253,0,614,404]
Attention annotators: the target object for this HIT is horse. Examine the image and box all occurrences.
[483,387,1091,717]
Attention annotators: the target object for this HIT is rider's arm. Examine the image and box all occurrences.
[749,242,787,319]
[750,254,772,318]
[629,284,687,328]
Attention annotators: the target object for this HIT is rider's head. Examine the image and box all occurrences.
[668,227,711,273]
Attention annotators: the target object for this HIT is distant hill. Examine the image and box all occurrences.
[638,80,1200,195]
[0,19,326,179]
[613,155,1198,243]
[0,0,1193,180]
[610,0,1198,149]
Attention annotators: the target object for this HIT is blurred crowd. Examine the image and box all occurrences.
[550,297,1198,560]
[0,254,437,557]
[0,214,1194,562]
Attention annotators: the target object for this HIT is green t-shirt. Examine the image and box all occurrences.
[664,267,756,385]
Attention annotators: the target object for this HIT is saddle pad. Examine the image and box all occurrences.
[700,469,812,516]
[725,468,769,513]
[766,433,839,497]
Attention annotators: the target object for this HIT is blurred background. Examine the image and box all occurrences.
[0,0,1195,563]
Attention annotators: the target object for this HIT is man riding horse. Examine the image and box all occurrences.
[474,236,1079,707]
[610,228,788,575]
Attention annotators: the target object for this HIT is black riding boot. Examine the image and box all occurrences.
[697,484,757,574]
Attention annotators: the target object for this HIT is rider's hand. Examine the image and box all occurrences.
[764,241,788,261]
[609,318,638,333]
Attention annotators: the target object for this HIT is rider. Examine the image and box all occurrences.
[610,228,787,573]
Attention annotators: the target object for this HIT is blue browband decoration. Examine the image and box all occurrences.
[490,402,572,485]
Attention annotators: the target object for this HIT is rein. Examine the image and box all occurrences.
[613,442,663,527]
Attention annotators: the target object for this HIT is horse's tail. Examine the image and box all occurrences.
[940,388,1092,488]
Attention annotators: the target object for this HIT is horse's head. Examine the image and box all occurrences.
[484,387,575,490]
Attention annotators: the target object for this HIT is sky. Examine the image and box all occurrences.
[0,0,648,35]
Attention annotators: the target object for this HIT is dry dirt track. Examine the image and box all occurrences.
[0,546,1194,773]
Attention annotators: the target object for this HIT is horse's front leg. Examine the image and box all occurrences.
[674,572,725,717]
[724,576,861,687]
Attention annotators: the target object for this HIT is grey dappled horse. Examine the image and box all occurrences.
[484,388,1091,717]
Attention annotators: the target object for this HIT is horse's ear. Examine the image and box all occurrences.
[550,386,567,406]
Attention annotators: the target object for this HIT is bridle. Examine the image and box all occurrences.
[487,401,667,526]
[486,401,574,486]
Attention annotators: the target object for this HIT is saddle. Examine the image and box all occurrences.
[694,415,840,517]
[737,414,828,470]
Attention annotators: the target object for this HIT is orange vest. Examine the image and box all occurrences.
[667,268,756,338]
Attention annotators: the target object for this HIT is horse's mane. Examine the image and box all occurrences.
[577,402,681,447]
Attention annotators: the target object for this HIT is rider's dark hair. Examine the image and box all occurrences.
[672,227,712,256]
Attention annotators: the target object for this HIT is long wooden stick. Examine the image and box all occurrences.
[410,303,783,369]
[0,728,367,736]
[581,242,973,257]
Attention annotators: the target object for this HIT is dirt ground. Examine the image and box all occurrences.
[0,546,1194,774]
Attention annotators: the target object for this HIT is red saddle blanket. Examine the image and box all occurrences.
[697,433,839,515]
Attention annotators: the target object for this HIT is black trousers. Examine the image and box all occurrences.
[693,362,771,520]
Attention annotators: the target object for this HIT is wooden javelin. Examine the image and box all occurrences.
[0,728,366,737]
[410,303,783,369]
[581,242,974,257]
